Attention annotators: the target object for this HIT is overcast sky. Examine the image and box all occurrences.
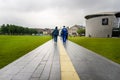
[0,0,120,28]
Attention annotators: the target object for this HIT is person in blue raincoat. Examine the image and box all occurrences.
[52,26,59,42]
[61,26,68,43]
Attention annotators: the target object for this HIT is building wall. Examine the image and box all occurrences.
[86,16,116,37]
[69,27,79,36]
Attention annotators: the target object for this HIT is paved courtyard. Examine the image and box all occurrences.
[0,38,120,80]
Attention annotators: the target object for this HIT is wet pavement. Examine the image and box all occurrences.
[0,40,60,80]
[65,41,120,80]
[0,38,120,80]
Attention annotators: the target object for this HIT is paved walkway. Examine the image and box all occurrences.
[65,41,120,80]
[0,38,120,80]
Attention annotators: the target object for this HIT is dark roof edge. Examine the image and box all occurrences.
[85,14,113,19]
[85,12,120,19]
[115,12,120,17]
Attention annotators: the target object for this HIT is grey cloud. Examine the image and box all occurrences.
[0,0,117,12]
[0,0,51,12]
[0,0,120,28]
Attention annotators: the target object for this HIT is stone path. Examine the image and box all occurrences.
[0,40,60,80]
[65,41,120,80]
[0,38,120,80]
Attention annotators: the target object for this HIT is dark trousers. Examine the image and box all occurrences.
[54,35,58,42]
[62,35,67,42]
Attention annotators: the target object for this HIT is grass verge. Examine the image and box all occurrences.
[69,37,120,64]
[0,35,51,69]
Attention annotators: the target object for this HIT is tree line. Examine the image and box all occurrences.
[0,24,37,35]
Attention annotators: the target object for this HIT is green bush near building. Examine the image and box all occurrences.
[69,37,120,64]
[0,35,51,69]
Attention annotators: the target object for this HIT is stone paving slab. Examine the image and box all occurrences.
[58,39,80,80]
[0,40,60,80]
[65,40,120,80]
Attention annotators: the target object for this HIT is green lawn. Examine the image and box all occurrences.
[0,35,51,69]
[69,37,120,64]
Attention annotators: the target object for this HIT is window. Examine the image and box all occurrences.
[102,18,108,25]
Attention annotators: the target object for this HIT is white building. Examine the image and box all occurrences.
[85,12,120,37]
[68,25,84,36]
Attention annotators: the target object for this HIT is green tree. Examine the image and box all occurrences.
[77,28,85,36]
[0,24,38,35]
[29,29,38,35]
[1,24,8,34]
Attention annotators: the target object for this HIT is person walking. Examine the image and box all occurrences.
[52,26,59,42]
[61,26,68,43]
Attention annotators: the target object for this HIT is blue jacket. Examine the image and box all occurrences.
[62,28,68,36]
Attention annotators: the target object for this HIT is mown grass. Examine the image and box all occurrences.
[0,35,51,69]
[69,37,120,64]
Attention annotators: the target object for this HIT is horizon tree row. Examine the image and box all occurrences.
[0,24,37,35]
